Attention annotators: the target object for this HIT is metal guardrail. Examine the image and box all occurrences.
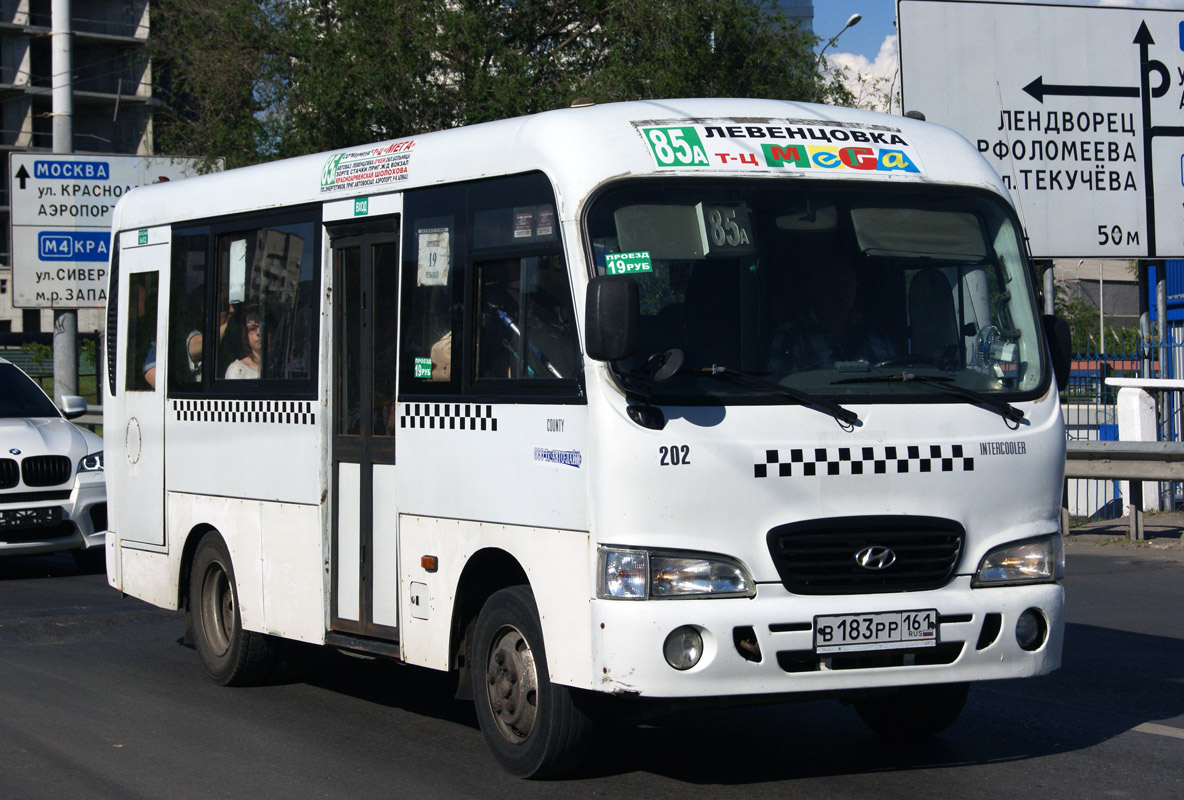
[1064,440,1184,540]
[74,407,102,431]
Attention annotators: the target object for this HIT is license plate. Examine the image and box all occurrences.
[814,609,938,654]
[0,506,63,529]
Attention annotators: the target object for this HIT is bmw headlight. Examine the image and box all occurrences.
[598,547,755,600]
[78,451,104,473]
[973,535,1064,587]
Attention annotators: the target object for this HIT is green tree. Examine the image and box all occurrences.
[1055,288,1142,355]
[152,0,279,168]
[152,0,849,167]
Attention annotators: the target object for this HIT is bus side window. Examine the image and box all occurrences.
[168,230,209,391]
[212,221,318,383]
[401,198,462,393]
[476,254,579,381]
[125,272,159,392]
[476,258,522,379]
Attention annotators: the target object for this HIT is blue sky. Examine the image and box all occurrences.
[813,1,897,64]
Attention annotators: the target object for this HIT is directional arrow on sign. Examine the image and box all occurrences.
[14,164,29,190]
[1022,76,1140,104]
[1023,23,1169,105]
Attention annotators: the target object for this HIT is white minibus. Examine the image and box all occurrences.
[105,98,1072,778]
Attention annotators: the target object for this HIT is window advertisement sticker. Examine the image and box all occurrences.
[514,207,535,239]
[536,205,555,236]
[417,227,450,286]
[413,357,433,379]
[228,237,247,304]
[605,251,653,275]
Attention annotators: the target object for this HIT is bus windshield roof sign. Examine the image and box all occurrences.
[636,120,923,175]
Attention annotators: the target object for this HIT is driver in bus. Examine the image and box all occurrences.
[768,246,894,373]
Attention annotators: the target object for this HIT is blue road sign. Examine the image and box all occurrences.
[37,231,110,262]
[32,160,111,180]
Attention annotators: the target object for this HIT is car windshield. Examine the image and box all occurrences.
[0,363,60,418]
[586,180,1046,403]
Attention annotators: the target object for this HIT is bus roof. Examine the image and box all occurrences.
[112,98,1009,231]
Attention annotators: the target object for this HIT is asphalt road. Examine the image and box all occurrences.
[1,548,1182,800]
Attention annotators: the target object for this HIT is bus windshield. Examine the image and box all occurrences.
[586,180,1047,403]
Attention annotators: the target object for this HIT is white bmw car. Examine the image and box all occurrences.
[0,357,106,569]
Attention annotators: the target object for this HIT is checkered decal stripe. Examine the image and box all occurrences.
[172,399,316,425]
[755,444,973,478]
[400,402,498,431]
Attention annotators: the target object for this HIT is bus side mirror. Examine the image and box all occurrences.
[585,275,639,362]
[1042,314,1071,389]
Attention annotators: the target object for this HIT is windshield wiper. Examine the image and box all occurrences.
[833,371,1025,424]
[702,365,859,426]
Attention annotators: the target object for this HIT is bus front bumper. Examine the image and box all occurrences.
[588,577,1063,698]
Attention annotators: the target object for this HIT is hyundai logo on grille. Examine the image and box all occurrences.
[855,545,897,570]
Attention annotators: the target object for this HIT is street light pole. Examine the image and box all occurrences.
[51,0,78,404]
[817,13,863,67]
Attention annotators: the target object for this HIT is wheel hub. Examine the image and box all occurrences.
[485,626,539,742]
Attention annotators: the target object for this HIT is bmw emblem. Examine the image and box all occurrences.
[855,545,897,571]
[8,448,19,455]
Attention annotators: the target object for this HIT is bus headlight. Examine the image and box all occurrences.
[972,535,1064,586]
[598,548,755,600]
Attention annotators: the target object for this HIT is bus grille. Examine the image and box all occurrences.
[0,459,18,489]
[766,516,964,594]
[21,456,72,487]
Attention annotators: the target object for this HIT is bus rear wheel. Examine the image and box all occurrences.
[189,533,277,686]
[853,682,969,739]
[470,585,592,778]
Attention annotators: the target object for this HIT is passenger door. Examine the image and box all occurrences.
[109,227,169,547]
[329,217,401,638]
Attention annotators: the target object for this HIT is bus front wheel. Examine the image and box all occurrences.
[470,585,592,778]
[189,533,277,686]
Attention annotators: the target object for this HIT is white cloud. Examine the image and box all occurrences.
[827,35,900,113]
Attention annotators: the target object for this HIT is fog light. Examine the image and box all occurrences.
[663,625,703,670]
[1015,608,1047,651]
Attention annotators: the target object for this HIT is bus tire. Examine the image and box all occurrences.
[854,681,969,739]
[470,585,592,778]
[189,533,277,687]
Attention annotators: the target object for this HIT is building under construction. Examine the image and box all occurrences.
[0,0,152,337]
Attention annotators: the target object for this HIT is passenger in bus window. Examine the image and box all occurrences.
[225,308,263,379]
[182,330,203,380]
[429,330,451,381]
[768,247,894,373]
[173,286,208,383]
[142,342,156,388]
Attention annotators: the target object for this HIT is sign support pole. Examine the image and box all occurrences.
[51,0,77,403]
